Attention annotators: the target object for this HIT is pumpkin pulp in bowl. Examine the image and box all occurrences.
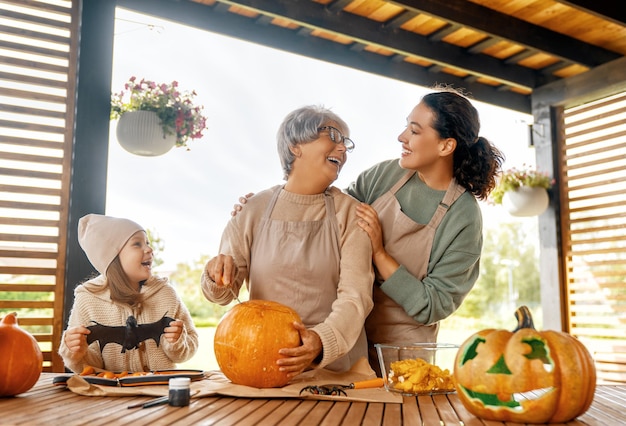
[375,343,458,396]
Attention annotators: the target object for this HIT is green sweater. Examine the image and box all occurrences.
[345,159,482,325]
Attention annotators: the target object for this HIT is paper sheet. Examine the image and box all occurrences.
[64,357,402,403]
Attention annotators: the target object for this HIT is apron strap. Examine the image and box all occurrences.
[323,189,341,249]
[428,179,466,229]
[261,185,284,220]
[390,171,415,195]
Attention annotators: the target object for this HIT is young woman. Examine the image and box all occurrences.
[59,214,198,373]
[202,105,374,378]
[347,89,504,369]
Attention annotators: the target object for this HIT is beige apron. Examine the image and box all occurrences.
[249,186,367,372]
[365,171,465,369]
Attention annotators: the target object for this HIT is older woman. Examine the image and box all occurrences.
[201,105,374,378]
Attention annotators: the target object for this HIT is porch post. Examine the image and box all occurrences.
[64,0,117,326]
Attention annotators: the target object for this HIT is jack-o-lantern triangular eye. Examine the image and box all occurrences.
[522,338,550,363]
[486,355,512,374]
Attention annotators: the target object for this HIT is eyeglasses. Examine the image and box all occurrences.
[318,126,355,152]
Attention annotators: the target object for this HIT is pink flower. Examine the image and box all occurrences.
[110,77,208,148]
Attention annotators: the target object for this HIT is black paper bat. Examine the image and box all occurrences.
[86,314,175,353]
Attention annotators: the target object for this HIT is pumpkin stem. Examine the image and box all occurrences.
[1,311,18,325]
[513,306,535,331]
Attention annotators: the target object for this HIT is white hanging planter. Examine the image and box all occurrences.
[115,110,176,156]
[502,186,549,217]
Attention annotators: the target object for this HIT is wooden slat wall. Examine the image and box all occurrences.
[0,0,77,372]
[561,91,626,384]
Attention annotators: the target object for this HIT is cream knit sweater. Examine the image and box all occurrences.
[59,275,199,373]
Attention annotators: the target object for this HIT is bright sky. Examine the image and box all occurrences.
[106,8,535,271]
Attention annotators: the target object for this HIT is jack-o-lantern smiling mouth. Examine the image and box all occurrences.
[459,385,556,410]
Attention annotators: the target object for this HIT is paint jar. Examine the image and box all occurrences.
[168,377,191,406]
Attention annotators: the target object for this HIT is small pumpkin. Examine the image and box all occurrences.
[454,306,596,424]
[214,300,302,388]
[0,312,44,396]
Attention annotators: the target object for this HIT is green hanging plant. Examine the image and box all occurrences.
[111,76,208,149]
[490,165,554,205]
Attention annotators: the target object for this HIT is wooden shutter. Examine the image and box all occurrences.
[561,91,626,383]
[0,0,78,372]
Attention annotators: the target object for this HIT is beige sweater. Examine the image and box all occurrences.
[59,275,199,373]
[201,185,374,371]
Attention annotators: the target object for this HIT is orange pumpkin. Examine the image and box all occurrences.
[214,300,302,388]
[453,306,596,424]
[0,312,44,396]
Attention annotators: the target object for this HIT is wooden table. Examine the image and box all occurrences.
[1,374,624,425]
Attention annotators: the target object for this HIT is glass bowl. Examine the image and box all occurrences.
[375,343,459,396]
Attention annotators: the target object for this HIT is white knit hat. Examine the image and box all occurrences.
[78,214,145,274]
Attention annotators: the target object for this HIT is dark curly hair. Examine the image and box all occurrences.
[421,89,505,200]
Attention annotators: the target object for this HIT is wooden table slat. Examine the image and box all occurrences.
[320,400,352,426]
[416,394,442,423]
[88,397,159,426]
[229,399,289,425]
[400,396,423,426]
[361,402,385,426]
[275,400,318,425]
[210,398,275,425]
[433,393,467,424]
[446,393,488,426]
[594,385,626,404]
[382,401,403,425]
[298,400,335,424]
[169,396,240,425]
[342,402,368,424]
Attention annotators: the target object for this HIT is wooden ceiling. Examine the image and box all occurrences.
[121,0,626,113]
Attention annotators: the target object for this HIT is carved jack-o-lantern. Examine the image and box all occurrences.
[453,306,596,424]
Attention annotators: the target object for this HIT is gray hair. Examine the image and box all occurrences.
[277,105,349,180]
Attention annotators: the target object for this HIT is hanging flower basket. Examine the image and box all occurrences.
[489,165,554,217]
[110,77,208,156]
[501,186,550,217]
[116,111,177,156]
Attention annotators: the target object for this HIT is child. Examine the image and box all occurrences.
[59,214,199,373]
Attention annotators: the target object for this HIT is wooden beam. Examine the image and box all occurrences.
[119,0,531,112]
[553,0,626,26]
[532,57,626,108]
[390,0,620,66]
[65,0,115,326]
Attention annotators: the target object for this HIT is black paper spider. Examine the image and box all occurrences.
[299,385,347,396]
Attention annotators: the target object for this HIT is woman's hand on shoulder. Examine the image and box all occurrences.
[355,203,384,254]
[231,193,255,217]
[356,203,400,280]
